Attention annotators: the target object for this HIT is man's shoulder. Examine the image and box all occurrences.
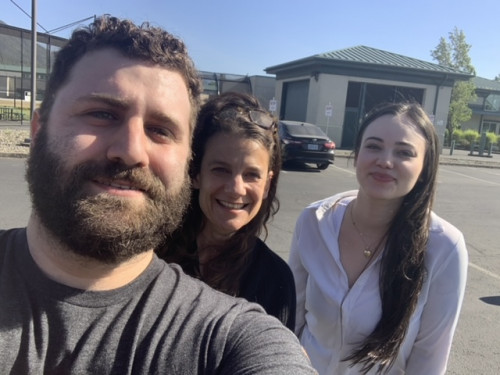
[0,227,26,238]
[154,260,268,314]
[0,228,26,255]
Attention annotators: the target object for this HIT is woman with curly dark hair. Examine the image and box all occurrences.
[289,102,468,374]
[158,92,295,330]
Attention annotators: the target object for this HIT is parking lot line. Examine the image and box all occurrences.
[469,262,500,281]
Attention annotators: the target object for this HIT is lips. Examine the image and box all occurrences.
[93,178,145,192]
[217,199,247,210]
[371,172,395,182]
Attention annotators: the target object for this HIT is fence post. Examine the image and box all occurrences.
[468,142,474,155]
[450,140,455,155]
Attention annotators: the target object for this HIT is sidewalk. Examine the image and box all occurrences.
[335,148,500,169]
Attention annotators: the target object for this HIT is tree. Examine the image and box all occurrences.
[431,27,476,137]
[430,37,452,67]
[495,75,500,81]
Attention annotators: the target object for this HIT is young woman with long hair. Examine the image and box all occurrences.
[289,102,468,374]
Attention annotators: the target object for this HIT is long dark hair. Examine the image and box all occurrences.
[346,102,439,373]
[158,92,281,295]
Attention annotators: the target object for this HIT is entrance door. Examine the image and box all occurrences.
[280,80,309,121]
[341,108,360,149]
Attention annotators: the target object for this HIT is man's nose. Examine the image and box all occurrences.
[106,117,149,167]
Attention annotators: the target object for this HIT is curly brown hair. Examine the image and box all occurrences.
[38,15,202,133]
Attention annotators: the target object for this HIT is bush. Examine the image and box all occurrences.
[463,129,480,145]
[485,132,498,146]
[451,129,471,147]
[452,129,464,143]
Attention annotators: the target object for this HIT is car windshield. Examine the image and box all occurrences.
[283,123,327,137]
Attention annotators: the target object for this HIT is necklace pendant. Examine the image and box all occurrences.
[363,249,372,258]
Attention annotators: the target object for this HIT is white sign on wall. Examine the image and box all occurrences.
[325,103,333,117]
[269,98,277,112]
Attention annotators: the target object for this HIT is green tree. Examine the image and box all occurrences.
[430,37,452,67]
[431,27,476,137]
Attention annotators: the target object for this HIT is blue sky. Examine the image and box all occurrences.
[3,0,499,79]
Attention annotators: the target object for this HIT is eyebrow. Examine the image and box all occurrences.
[77,93,130,110]
[208,159,265,171]
[77,93,179,127]
[364,136,415,147]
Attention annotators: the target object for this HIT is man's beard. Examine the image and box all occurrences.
[26,127,191,264]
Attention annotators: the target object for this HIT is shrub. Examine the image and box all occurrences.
[485,132,498,146]
[452,129,463,142]
[462,129,480,147]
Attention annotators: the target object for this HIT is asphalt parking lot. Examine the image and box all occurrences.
[268,159,500,375]
[0,151,499,374]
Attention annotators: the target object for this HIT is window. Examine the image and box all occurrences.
[484,94,500,112]
[481,121,499,134]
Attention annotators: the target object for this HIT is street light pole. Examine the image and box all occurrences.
[30,0,37,121]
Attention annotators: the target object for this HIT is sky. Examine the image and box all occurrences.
[3,0,499,80]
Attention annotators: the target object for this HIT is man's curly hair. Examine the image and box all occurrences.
[38,15,202,132]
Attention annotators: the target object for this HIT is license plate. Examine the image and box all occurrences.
[307,144,319,150]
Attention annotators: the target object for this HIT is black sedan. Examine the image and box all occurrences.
[278,120,335,170]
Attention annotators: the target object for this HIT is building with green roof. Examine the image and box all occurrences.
[463,76,500,136]
[265,45,473,148]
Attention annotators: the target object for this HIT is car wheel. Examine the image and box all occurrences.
[317,162,329,170]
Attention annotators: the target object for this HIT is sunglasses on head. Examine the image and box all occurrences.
[217,108,276,130]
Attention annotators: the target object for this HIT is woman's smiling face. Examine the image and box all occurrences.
[355,114,427,203]
[194,132,273,241]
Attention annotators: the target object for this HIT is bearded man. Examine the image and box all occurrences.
[0,15,316,374]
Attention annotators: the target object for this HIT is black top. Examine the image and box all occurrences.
[238,238,296,331]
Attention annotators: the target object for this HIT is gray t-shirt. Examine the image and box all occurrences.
[0,228,316,374]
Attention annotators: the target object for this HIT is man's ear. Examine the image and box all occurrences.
[30,109,42,146]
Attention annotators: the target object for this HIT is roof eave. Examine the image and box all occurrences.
[265,57,473,85]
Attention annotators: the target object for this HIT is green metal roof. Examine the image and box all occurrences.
[472,76,500,93]
[315,45,466,74]
[265,45,472,81]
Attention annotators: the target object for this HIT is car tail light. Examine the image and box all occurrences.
[324,141,336,149]
[282,138,302,144]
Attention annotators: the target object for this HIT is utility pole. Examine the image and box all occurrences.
[30,0,37,120]
[11,0,94,121]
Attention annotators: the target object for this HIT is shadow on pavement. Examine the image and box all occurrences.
[479,296,500,306]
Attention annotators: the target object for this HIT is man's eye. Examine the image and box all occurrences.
[148,126,174,139]
[89,111,116,120]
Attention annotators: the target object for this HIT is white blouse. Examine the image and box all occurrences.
[289,191,468,375]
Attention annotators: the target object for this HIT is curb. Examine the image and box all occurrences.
[2,152,500,169]
[334,154,500,169]
[0,152,28,159]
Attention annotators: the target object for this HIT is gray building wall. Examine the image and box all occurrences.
[273,73,453,148]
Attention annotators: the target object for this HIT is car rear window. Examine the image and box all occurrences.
[283,123,327,137]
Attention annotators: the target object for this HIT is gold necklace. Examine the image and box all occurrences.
[349,203,378,258]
